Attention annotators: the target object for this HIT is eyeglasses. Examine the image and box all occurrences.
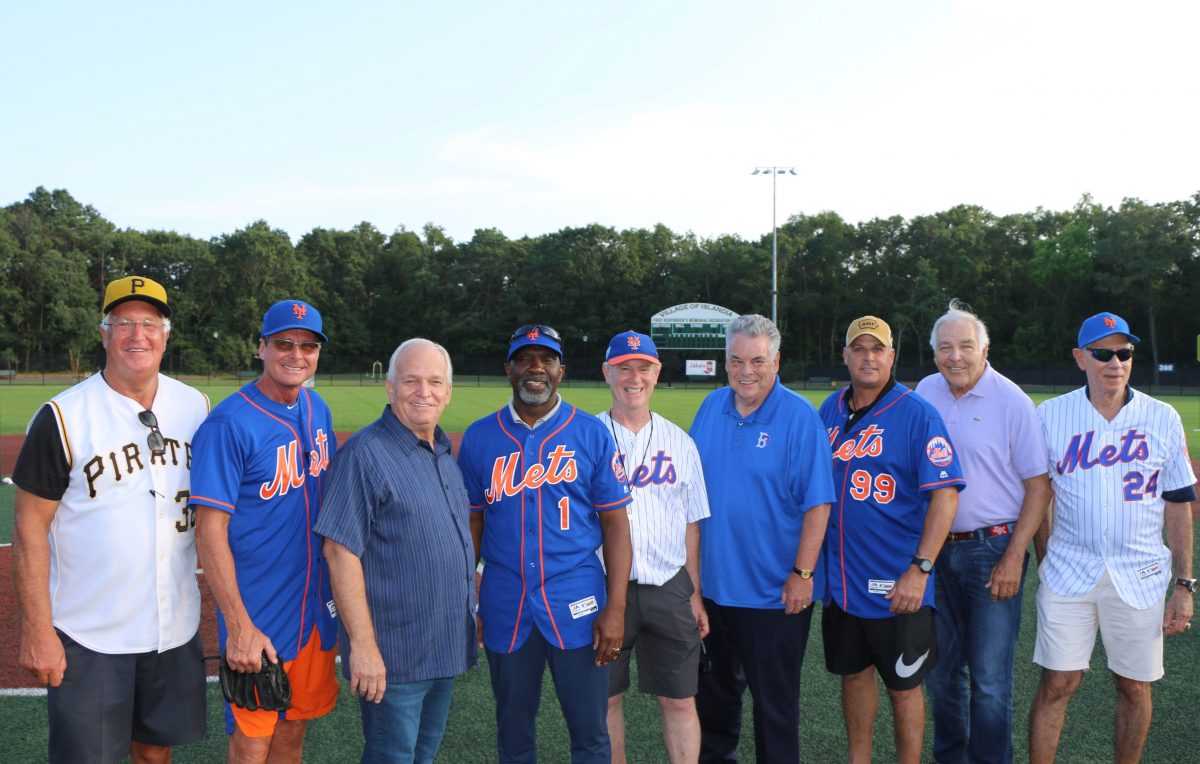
[264,338,322,354]
[138,409,166,456]
[510,324,562,343]
[102,318,171,335]
[1085,347,1134,363]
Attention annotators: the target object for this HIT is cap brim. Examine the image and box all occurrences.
[606,353,661,365]
[104,294,172,318]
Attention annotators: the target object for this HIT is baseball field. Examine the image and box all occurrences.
[1,381,1197,761]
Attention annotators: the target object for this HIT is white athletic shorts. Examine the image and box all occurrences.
[1033,569,1164,681]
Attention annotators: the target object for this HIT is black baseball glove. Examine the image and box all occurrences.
[218,652,292,712]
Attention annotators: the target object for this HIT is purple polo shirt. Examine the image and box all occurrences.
[915,363,1047,532]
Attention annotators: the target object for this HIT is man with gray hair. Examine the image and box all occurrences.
[316,338,476,762]
[689,314,836,763]
[915,300,1051,764]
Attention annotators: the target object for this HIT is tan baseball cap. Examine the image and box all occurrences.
[845,315,892,347]
[102,276,172,317]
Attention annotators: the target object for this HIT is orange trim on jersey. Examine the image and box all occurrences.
[48,400,72,466]
[536,406,576,649]
[189,495,236,511]
[871,389,911,416]
[494,410,529,653]
[235,387,317,659]
[594,497,629,509]
[918,478,963,490]
[831,430,852,613]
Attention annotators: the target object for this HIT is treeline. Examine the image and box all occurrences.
[1,186,1197,379]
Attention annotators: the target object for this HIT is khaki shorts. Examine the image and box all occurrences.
[1033,570,1164,681]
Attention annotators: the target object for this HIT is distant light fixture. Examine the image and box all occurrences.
[751,166,798,325]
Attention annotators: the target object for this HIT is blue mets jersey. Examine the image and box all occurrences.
[819,383,966,619]
[458,400,632,653]
[190,382,338,660]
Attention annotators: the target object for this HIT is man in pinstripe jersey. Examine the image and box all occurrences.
[597,331,711,764]
[1028,312,1196,764]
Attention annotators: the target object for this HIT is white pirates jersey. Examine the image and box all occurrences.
[596,411,711,585]
[1038,387,1196,609]
[35,373,210,653]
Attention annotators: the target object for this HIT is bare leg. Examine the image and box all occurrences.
[887,686,925,764]
[130,741,172,764]
[1112,673,1152,764]
[658,695,700,764]
[1028,668,1082,764]
[607,693,627,764]
[842,668,879,764]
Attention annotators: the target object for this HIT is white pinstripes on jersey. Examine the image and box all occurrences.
[1038,387,1197,609]
[596,411,711,585]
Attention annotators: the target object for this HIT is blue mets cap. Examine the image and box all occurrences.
[261,300,328,343]
[1077,312,1139,348]
[605,331,660,365]
[507,324,562,361]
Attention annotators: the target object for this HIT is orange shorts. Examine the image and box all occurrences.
[230,627,338,738]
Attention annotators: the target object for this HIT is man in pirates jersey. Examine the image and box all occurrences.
[1028,312,1195,764]
[689,313,836,764]
[597,331,711,764]
[12,275,210,764]
[191,300,338,764]
[457,323,633,764]
[818,315,964,764]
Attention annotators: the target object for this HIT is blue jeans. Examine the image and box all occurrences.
[486,629,610,764]
[359,677,455,764]
[927,531,1026,764]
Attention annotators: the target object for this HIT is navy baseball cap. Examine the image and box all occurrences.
[605,331,660,365]
[507,324,562,360]
[1077,312,1139,348]
[261,300,328,343]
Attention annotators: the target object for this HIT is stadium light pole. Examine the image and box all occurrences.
[752,166,797,325]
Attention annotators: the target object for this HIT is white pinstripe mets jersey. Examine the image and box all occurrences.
[596,411,711,586]
[1038,387,1196,609]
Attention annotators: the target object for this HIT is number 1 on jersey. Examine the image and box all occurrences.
[559,496,570,530]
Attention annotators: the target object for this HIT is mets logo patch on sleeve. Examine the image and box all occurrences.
[925,436,954,467]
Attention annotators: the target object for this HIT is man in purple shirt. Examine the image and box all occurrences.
[915,300,1051,764]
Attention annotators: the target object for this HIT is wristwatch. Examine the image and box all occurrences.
[1176,577,1198,593]
[792,567,814,580]
[911,557,934,574]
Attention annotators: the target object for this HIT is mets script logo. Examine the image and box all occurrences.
[1103,316,1117,328]
[620,451,678,488]
[926,436,954,467]
[1056,429,1149,475]
[260,429,330,499]
[830,424,884,462]
[292,303,307,319]
[486,445,578,502]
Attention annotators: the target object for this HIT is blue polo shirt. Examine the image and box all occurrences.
[690,379,836,609]
[314,406,477,683]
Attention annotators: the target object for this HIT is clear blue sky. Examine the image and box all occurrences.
[3,1,1197,243]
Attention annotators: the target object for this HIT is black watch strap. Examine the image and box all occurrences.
[1176,577,1198,593]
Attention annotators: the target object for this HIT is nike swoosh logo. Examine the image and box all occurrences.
[895,649,930,679]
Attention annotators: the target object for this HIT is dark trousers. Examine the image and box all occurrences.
[697,600,813,764]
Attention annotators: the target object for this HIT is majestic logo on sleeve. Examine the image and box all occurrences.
[1056,429,1149,475]
[925,436,954,467]
[260,429,331,499]
[486,445,579,502]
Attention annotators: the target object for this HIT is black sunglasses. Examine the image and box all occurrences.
[138,409,166,456]
[510,324,562,343]
[1085,347,1134,363]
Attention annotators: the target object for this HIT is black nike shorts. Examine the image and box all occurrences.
[822,602,938,691]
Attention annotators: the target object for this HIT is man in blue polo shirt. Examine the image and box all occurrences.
[689,313,836,764]
[316,338,476,763]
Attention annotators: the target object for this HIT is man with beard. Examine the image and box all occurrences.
[457,324,633,764]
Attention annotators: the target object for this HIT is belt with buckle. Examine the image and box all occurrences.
[946,522,1014,543]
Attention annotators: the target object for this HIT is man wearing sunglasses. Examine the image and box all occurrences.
[457,323,633,763]
[1029,312,1196,764]
[192,300,339,764]
[12,275,211,764]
